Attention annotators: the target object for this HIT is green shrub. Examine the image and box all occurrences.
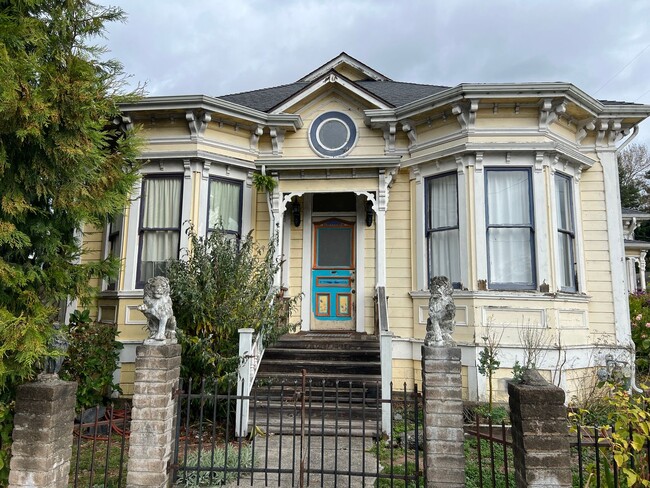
[629,292,650,373]
[167,227,299,391]
[60,310,123,409]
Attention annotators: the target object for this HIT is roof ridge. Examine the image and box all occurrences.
[217,81,307,99]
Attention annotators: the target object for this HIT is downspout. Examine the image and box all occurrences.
[616,125,644,394]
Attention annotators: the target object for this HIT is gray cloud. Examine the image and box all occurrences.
[104,0,650,145]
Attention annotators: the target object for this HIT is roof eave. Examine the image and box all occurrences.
[120,95,303,129]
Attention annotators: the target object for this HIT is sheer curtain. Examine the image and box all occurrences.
[208,179,241,234]
[427,174,460,284]
[555,174,575,290]
[140,177,181,283]
[486,170,533,286]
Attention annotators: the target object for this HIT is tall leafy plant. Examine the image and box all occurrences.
[167,227,299,390]
[0,1,140,479]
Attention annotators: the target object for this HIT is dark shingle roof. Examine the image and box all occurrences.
[216,80,450,113]
[600,99,645,106]
[622,207,650,216]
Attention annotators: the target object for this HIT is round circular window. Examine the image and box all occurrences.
[309,111,357,157]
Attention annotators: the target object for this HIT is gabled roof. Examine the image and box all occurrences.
[299,52,391,82]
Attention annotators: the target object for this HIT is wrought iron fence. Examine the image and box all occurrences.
[463,414,514,488]
[69,400,130,487]
[170,372,423,487]
[571,424,650,488]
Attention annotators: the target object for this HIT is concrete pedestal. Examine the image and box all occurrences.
[421,346,465,487]
[9,379,77,488]
[126,344,181,488]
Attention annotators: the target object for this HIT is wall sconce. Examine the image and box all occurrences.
[365,200,374,227]
[292,197,301,227]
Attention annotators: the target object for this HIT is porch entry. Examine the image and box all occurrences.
[311,218,355,330]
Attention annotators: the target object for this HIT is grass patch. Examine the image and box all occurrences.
[175,444,254,486]
[464,437,515,488]
[69,435,128,487]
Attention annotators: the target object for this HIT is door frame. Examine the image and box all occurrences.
[300,193,366,333]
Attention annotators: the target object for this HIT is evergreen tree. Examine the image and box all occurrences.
[0,1,140,476]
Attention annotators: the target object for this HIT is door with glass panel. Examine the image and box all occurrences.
[311,218,355,330]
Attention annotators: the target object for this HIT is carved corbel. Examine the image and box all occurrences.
[246,171,254,188]
[270,127,285,155]
[455,155,466,175]
[250,125,264,151]
[201,160,212,181]
[607,119,628,146]
[576,119,596,144]
[183,159,191,180]
[451,100,479,131]
[401,120,417,147]
[410,166,422,182]
[596,120,610,146]
[574,165,584,182]
[534,152,545,173]
[378,169,391,211]
[186,111,212,140]
[112,115,133,132]
[539,99,566,130]
[383,122,397,153]
[475,152,484,173]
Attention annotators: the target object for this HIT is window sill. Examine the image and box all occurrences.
[99,290,145,299]
[409,289,590,303]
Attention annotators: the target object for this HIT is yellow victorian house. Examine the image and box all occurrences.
[86,53,650,403]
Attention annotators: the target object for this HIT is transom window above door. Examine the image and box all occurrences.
[309,111,357,157]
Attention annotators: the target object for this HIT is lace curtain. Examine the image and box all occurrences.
[427,174,460,284]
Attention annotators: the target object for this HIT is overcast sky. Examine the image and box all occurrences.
[104,0,650,147]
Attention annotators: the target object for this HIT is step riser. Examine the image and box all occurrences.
[258,364,380,375]
[263,350,380,361]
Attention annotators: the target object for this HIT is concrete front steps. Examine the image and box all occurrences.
[249,332,382,436]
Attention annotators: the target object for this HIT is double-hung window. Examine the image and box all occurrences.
[426,173,461,287]
[137,176,182,287]
[486,168,536,289]
[555,173,577,291]
[106,213,123,291]
[207,177,242,237]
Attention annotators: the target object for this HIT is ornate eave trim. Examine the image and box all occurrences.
[383,83,650,122]
[401,141,594,169]
[299,52,391,82]
[120,95,303,131]
[135,150,257,171]
[270,70,392,114]
[256,156,402,171]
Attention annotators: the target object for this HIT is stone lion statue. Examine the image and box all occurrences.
[138,276,177,344]
[424,276,456,347]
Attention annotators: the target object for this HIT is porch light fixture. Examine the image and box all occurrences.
[365,200,374,227]
[292,197,301,227]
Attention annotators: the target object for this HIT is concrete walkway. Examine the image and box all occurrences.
[224,434,380,487]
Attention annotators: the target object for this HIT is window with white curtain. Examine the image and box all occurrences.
[555,173,577,291]
[137,176,182,287]
[486,169,536,289]
[207,177,242,237]
[426,173,461,287]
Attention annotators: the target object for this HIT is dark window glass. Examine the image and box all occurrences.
[313,193,357,213]
[317,227,353,267]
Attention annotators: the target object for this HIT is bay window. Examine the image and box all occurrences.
[426,173,461,287]
[555,173,577,291]
[486,169,536,289]
[207,177,242,237]
[137,176,182,287]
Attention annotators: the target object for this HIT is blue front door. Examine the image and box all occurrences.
[312,218,355,329]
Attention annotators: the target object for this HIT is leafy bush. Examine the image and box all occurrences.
[167,227,299,390]
[60,310,123,409]
[629,292,650,373]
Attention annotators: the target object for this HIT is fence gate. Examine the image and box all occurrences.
[170,371,422,487]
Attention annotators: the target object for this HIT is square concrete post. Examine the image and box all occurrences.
[508,372,572,487]
[421,346,465,487]
[126,344,181,488]
[8,378,77,488]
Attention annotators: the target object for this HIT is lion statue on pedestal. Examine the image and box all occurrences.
[424,276,456,347]
[138,276,177,344]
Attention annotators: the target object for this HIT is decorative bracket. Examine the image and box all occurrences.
[401,120,417,148]
[112,115,133,132]
[201,160,212,181]
[475,152,484,173]
[539,99,567,130]
[383,122,397,153]
[183,159,191,180]
[186,111,211,140]
[250,125,264,152]
[576,118,596,144]
[595,119,629,148]
[270,127,285,155]
[451,100,479,131]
